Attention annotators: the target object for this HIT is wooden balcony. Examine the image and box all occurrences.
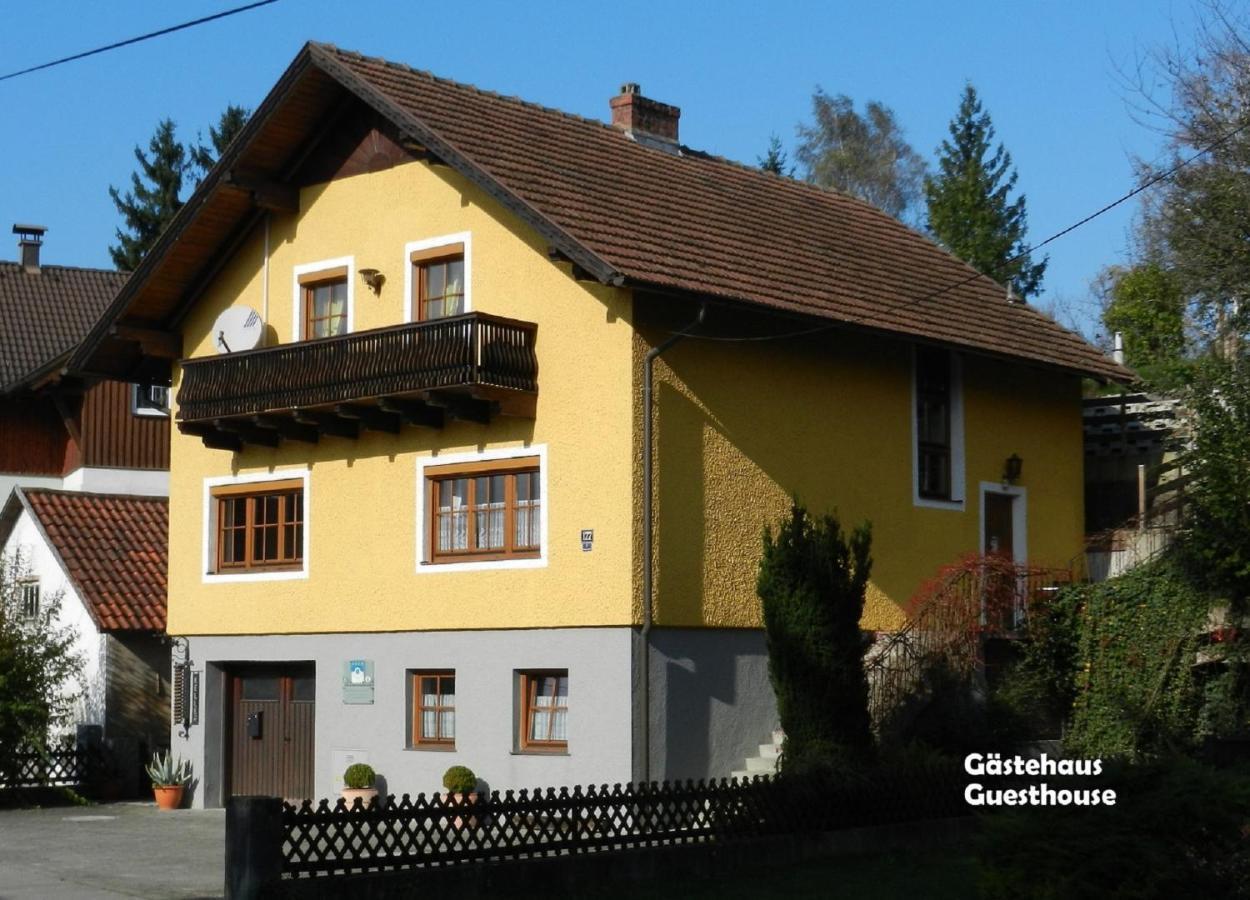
[176,313,537,450]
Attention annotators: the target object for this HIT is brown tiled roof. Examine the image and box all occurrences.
[5,489,166,632]
[0,262,127,393]
[317,44,1127,381]
[73,42,1128,383]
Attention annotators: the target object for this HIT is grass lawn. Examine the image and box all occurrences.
[573,849,980,899]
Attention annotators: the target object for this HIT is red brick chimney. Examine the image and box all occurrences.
[609,83,680,146]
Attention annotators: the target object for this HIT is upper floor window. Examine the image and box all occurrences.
[211,479,304,573]
[413,247,465,321]
[426,457,541,563]
[131,383,170,417]
[302,271,349,340]
[916,348,952,500]
[18,579,40,621]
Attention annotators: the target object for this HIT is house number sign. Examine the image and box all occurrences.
[581,529,594,552]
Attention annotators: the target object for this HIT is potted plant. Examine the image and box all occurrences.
[341,763,379,809]
[145,750,191,811]
[443,765,479,828]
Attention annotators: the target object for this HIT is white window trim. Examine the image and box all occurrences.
[911,347,965,510]
[403,231,472,323]
[202,468,311,584]
[415,444,548,573]
[130,383,170,418]
[978,482,1028,564]
[292,256,355,341]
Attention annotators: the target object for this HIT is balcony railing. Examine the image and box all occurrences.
[176,313,537,447]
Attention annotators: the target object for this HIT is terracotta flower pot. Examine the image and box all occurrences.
[153,785,184,811]
[341,787,379,810]
[451,791,479,829]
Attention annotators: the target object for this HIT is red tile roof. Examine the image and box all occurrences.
[10,490,166,632]
[0,262,127,393]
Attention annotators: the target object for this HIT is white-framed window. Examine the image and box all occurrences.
[131,383,170,417]
[292,257,354,342]
[416,445,548,573]
[912,346,965,510]
[202,469,310,583]
[403,232,472,323]
[17,579,40,621]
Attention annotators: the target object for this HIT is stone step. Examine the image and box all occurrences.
[745,755,777,773]
[759,743,781,759]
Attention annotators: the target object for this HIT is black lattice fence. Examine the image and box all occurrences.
[281,763,965,881]
[0,745,98,797]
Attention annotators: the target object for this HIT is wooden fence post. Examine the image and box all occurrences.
[225,796,284,900]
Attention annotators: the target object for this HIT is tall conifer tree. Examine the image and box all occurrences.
[108,119,186,272]
[925,85,1046,299]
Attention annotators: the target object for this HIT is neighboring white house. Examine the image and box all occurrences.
[0,488,168,791]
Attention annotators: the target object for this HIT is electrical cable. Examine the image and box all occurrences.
[0,0,282,83]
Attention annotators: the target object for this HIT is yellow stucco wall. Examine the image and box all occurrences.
[632,311,1086,632]
[167,159,637,635]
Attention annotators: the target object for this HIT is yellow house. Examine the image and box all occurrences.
[75,43,1125,807]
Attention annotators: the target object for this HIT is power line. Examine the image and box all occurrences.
[0,0,282,83]
[679,114,1250,344]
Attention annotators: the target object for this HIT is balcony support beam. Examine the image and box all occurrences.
[378,397,445,429]
[251,415,319,445]
[423,393,494,425]
[335,404,401,435]
[292,410,359,440]
[179,421,243,452]
[214,418,281,448]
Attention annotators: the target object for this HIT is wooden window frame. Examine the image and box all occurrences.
[518,670,568,753]
[211,478,305,573]
[410,670,456,749]
[411,245,465,322]
[916,348,953,501]
[426,457,541,564]
[299,268,349,341]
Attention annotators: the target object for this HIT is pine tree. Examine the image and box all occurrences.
[925,85,1047,299]
[189,104,250,185]
[758,135,793,176]
[758,502,873,771]
[108,119,186,271]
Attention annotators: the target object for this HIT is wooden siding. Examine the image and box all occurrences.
[80,380,170,470]
[0,396,74,475]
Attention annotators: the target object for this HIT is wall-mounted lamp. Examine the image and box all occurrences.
[359,268,385,295]
[1003,453,1023,485]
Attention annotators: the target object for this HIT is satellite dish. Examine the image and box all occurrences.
[212,306,264,354]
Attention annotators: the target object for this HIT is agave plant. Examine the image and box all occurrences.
[145,750,192,787]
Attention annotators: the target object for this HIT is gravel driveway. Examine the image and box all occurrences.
[0,802,224,899]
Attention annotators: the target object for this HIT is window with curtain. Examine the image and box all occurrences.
[303,276,348,339]
[410,671,455,747]
[520,670,568,751]
[427,458,540,563]
[416,254,465,320]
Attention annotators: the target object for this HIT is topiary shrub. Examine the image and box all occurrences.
[758,501,874,773]
[442,765,477,794]
[343,763,375,789]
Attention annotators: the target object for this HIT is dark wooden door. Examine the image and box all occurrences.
[984,492,1015,559]
[228,665,315,801]
[984,492,1018,631]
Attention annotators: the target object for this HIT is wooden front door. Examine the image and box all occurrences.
[228,665,315,801]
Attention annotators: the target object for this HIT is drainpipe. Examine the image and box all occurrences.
[640,302,706,783]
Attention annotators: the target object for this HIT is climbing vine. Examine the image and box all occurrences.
[1063,555,1213,760]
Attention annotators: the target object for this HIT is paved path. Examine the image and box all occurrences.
[0,802,224,899]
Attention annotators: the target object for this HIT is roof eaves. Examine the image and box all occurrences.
[307,43,623,287]
[68,45,321,374]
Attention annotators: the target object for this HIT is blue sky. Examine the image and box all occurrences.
[0,1,1199,338]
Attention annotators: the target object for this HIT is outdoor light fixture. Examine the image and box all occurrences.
[359,268,385,295]
[1003,453,1023,485]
